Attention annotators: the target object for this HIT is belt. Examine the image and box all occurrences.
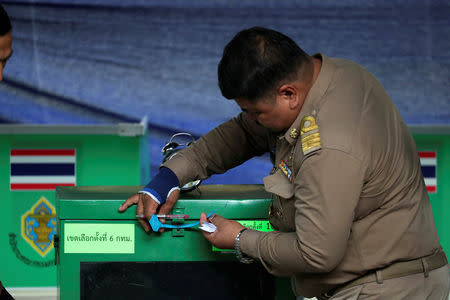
[321,250,448,299]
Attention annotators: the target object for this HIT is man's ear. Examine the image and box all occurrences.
[278,84,300,109]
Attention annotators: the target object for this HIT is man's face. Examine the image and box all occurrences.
[235,96,294,133]
[0,31,13,81]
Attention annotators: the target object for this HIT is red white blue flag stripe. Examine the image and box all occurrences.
[10,149,76,190]
[419,151,437,193]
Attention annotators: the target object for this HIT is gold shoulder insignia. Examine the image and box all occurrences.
[300,116,321,155]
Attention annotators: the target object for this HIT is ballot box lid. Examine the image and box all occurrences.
[56,184,272,220]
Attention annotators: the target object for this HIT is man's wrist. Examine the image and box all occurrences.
[234,228,255,264]
[138,189,162,205]
[139,167,180,205]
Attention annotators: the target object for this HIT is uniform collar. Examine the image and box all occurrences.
[283,53,336,145]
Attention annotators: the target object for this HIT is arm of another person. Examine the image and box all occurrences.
[163,112,274,186]
[239,148,365,276]
[119,113,274,231]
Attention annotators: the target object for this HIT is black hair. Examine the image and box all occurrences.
[0,5,12,36]
[218,27,312,103]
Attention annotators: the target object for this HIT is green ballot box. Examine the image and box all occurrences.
[55,184,296,300]
[0,122,150,295]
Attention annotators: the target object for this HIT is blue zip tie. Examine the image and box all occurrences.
[149,210,216,232]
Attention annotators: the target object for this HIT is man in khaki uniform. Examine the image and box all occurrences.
[120,27,450,299]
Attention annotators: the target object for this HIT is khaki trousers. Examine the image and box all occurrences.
[320,264,450,300]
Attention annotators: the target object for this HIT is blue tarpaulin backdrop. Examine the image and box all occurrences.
[1,0,449,183]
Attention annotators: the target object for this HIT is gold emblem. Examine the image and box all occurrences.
[21,196,57,257]
[289,128,299,139]
[300,116,321,155]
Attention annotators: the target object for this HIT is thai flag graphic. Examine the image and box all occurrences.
[10,149,76,190]
[419,151,437,193]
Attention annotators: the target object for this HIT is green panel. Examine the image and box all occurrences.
[413,133,450,260]
[6,134,145,186]
[1,128,149,288]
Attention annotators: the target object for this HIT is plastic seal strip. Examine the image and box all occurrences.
[149,210,216,232]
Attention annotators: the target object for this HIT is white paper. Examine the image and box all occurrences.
[199,221,217,233]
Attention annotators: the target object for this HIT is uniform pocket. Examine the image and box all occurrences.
[263,168,295,199]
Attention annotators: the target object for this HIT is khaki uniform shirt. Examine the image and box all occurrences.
[163,54,442,297]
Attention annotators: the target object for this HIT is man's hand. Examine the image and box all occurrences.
[118,190,180,232]
[200,212,244,249]
[119,167,181,232]
[158,189,180,229]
